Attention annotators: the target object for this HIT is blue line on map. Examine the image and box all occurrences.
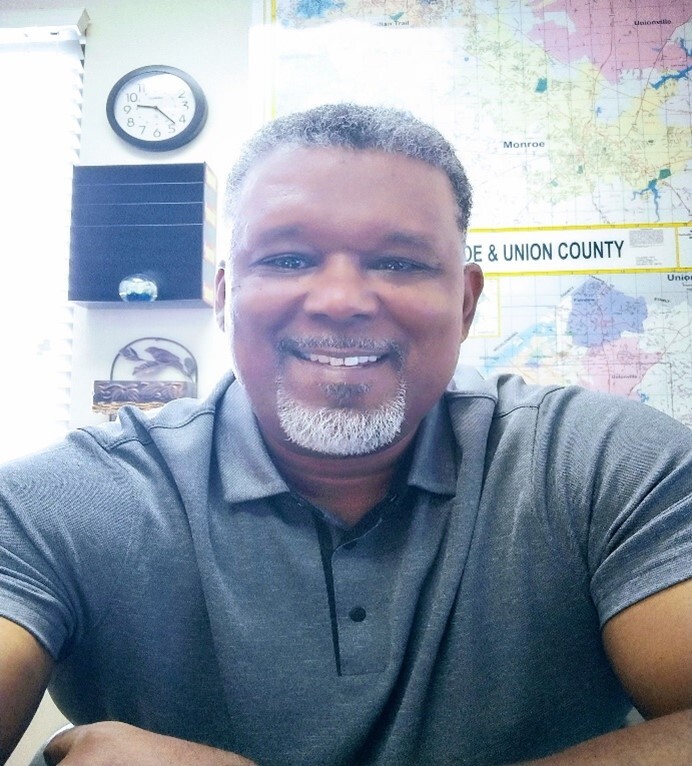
[652,65,692,89]
[651,39,691,89]
[535,78,548,93]
[633,178,663,220]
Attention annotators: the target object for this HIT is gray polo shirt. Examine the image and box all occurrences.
[1,369,690,765]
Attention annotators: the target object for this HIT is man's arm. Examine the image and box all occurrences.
[0,612,261,763]
[6,582,690,766]
[601,578,691,719]
[519,710,691,766]
[0,618,257,766]
[517,579,692,765]
[0,617,54,765]
[42,723,258,766]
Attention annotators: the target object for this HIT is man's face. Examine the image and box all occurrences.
[220,146,483,457]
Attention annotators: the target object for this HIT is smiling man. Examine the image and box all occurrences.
[0,104,690,766]
[218,141,481,525]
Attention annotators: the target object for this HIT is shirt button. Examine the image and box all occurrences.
[349,606,367,622]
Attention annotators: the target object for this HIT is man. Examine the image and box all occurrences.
[0,104,690,766]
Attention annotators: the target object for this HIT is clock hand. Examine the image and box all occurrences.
[154,106,176,124]
[136,104,176,124]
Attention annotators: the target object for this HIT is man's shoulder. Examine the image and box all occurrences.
[0,374,239,498]
[79,372,237,452]
[445,366,567,415]
[445,367,690,440]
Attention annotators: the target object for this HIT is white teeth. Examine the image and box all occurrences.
[307,353,380,367]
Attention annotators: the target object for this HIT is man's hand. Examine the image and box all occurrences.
[44,722,258,766]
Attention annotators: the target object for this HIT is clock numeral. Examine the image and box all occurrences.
[179,115,187,124]
[153,129,161,138]
[126,118,135,127]
[126,92,138,103]
[168,124,176,134]
[123,105,132,114]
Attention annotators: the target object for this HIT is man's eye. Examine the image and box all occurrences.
[372,258,426,272]
[259,254,311,270]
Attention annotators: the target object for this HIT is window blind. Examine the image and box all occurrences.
[0,21,85,462]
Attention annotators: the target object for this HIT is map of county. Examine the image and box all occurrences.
[461,274,692,426]
[263,0,692,425]
[530,0,691,86]
[270,0,691,228]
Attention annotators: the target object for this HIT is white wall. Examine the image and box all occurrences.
[6,0,257,428]
[3,2,255,761]
[72,0,254,426]
[72,0,257,427]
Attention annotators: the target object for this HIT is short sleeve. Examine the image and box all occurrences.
[0,431,138,659]
[535,388,692,626]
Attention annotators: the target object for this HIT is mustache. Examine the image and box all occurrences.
[278,336,405,361]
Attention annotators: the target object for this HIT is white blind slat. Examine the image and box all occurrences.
[0,34,84,461]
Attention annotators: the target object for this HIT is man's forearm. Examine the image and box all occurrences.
[514,709,691,766]
[42,722,258,766]
[39,710,691,766]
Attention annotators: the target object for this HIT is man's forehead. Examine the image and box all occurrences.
[229,147,462,254]
[232,145,457,221]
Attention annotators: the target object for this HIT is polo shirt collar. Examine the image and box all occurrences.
[214,379,458,506]
[407,397,458,496]
[214,380,290,505]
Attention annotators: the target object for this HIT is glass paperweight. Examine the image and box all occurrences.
[118,274,158,302]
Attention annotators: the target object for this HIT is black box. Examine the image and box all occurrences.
[69,163,216,307]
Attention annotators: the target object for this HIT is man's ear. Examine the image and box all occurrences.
[460,263,484,343]
[214,263,227,331]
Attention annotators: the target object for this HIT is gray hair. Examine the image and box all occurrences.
[225,103,472,232]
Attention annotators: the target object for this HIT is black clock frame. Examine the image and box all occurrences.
[106,65,208,152]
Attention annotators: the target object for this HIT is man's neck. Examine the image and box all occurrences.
[265,432,417,527]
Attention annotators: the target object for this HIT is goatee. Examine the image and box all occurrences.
[276,381,406,456]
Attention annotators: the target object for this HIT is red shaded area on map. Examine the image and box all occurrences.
[578,337,662,397]
[528,0,690,83]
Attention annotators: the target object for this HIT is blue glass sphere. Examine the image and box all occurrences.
[118,274,158,302]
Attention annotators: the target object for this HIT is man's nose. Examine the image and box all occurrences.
[302,254,379,321]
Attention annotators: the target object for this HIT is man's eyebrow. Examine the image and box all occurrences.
[249,225,304,246]
[376,231,438,252]
[240,227,440,252]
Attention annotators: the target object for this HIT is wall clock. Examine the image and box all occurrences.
[106,65,208,151]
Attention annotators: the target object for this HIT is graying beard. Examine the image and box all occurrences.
[276,383,406,456]
[322,382,370,406]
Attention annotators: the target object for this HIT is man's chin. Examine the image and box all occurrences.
[276,385,407,457]
[320,381,371,408]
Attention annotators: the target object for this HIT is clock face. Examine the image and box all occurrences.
[106,66,207,151]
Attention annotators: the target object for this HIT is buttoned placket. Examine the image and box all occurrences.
[296,492,408,677]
